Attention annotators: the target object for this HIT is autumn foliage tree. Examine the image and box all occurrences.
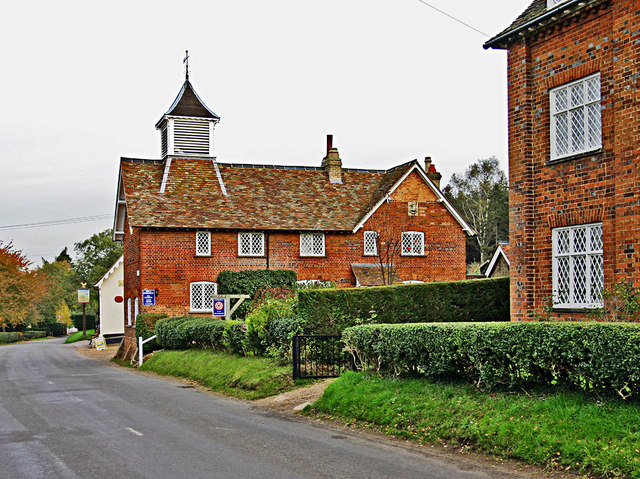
[0,242,44,332]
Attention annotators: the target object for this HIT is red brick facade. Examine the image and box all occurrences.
[121,169,466,320]
[487,0,640,320]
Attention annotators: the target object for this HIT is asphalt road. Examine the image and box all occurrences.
[0,338,533,479]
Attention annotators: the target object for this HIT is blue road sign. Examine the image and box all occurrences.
[212,298,226,317]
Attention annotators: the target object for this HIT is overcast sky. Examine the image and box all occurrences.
[0,0,530,265]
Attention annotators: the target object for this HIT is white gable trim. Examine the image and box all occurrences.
[352,163,474,235]
[113,170,127,241]
[95,255,124,288]
[485,245,510,278]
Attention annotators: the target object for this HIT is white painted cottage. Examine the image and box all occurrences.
[94,256,125,344]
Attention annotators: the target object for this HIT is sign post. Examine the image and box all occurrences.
[77,286,90,338]
[211,295,250,320]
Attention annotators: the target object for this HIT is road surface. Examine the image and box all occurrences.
[0,338,537,479]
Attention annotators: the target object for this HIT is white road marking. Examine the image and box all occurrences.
[125,427,143,436]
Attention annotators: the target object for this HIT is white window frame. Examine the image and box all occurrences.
[300,233,325,257]
[127,298,132,326]
[363,231,378,256]
[238,232,265,257]
[552,223,603,309]
[134,297,139,323]
[550,73,601,161]
[196,231,211,256]
[190,281,218,312]
[401,231,425,256]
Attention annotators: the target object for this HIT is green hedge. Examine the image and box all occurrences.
[343,322,640,396]
[0,332,22,344]
[217,269,297,317]
[71,313,96,331]
[298,277,509,333]
[22,330,47,340]
[155,317,227,350]
[135,313,168,351]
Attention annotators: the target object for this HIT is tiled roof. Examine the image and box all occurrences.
[120,158,417,231]
[484,0,598,49]
[351,263,402,287]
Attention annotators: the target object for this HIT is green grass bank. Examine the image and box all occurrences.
[139,349,298,400]
[308,372,640,478]
[64,329,95,344]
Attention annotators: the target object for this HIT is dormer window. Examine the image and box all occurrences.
[547,0,569,8]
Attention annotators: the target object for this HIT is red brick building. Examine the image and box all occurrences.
[485,0,639,320]
[112,77,473,340]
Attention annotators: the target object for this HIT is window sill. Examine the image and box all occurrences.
[401,254,426,257]
[237,255,266,258]
[363,253,378,257]
[547,148,603,165]
[189,310,213,314]
[553,306,602,313]
[195,254,212,258]
[300,255,326,258]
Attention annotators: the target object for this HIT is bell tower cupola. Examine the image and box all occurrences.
[155,51,220,158]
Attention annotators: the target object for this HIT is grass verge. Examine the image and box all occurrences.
[308,372,640,478]
[139,349,300,400]
[64,329,95,344]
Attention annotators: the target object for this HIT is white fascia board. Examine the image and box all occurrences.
[352,163,475,236]
[95,255,124,288]
[485,246,510,278]
[113,169,126,241]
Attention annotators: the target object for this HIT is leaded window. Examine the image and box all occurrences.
[552,223,603,308]
[401,231,425,256]
[190,281,217,312]
[364,231,378,256]
[127,298,132,326]
[238,232,264,256]
[300,233,325,257]
[196,231,211,256]
[550,74,601,161]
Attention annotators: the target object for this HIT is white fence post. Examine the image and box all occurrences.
[138,335,157,367]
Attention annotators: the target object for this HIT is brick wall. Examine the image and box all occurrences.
[504,1,640,320]
[121,170,466,322]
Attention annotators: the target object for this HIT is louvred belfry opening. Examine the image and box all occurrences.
[155,78,220,158]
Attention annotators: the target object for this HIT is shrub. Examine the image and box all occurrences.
[266,317,304,363]
[343,322,640,397]
[298,277,509,333]
[217,270,297,317]
[223,321,247,356]
[135,313,168,351]
[22,330,47,340]
[0,332,22,344]
[155,317,226,350]
[244,298,296,354]
[71,313,96,331]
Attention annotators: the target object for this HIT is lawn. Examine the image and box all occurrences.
[64,329,95,344]
[139,349,303,400]
[308,372,640,478]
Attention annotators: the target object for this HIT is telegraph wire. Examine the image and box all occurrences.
[0,214,112,232]
[415,0,490,38]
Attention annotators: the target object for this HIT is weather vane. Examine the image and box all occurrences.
[183,50,190,81]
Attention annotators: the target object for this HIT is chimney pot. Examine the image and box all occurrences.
[425,158,442,189]
[322,137,342,184]
[327,135,333,155]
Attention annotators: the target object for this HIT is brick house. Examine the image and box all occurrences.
[112,76,473,354]
[484,0,639,320]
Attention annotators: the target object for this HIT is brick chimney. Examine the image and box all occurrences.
[424,156,442,188]
[322,135,342,183]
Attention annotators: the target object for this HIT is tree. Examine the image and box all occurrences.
[55,301,72,327]
[0,242,44,332]
[36,258,79,325]
[444,157,509,264]
[55,247,73,264]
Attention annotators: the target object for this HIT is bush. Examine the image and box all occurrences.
[71,313,96,331]
[217,270,297,317]
[0,332,22,344]
[223,321,247,356]
[267,317,304,363]
[135,313,168,351]
[298,277,509,333]
[343,322,640,397]
[244,298,296,355]
[22,330,47,340]
[155,317,226,350]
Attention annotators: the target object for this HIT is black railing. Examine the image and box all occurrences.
[292,335,353,380]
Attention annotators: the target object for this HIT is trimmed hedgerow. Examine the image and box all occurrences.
[22,330,47,340]
[223,320,247,355]
[217,269,297,318]
[71,313,96,331]
[343,322,640,397]
[0,332,22,344]
[135,313,168,351]
[298,277,509,333]
[155,317,226,350]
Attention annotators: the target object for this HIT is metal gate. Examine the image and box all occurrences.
[292,334,353,380]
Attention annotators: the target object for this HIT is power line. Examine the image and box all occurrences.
[415,0,490,38]
[0,214,112,232]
